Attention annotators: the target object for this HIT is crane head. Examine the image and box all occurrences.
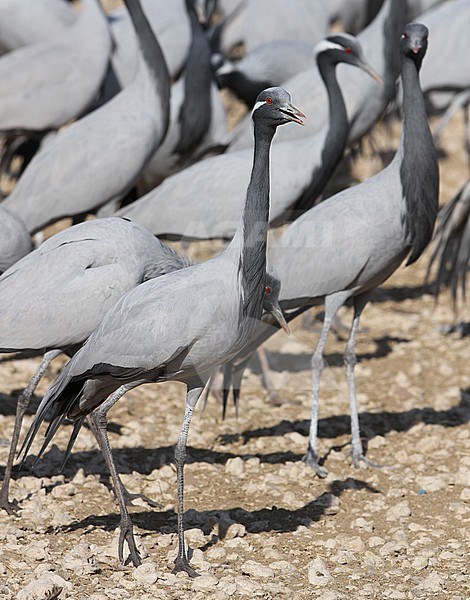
[400,23,429,61]
[252,87,305,127]
[263,269,290,334]
[314,34,383,84]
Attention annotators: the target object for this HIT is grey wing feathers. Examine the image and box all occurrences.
[426,179,470,307]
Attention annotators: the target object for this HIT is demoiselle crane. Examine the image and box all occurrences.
[118,34,380,237]
[215,23,439,477]
[3,0,170,235]
[0,218,187,513]
[20,88,305,572]
[0,220,286,513]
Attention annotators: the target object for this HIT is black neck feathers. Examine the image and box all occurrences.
[400,52,439,265]
[124,0,170,138]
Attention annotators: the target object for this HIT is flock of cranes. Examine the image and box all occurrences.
[0,0,468,576]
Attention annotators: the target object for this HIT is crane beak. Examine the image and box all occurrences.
[357,59,383,85]
[280,103,306,125]
[269,302,291,334]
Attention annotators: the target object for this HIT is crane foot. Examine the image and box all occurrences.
[352,452,381,470]
[0,496,19,515]
[302,449,328,478]
[118,521,142,567]
[172,556,200,578]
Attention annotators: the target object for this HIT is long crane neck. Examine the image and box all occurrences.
[400,52,439,265]
[314,57,348,186]
[124,0,170,138]
[174,0,213,156]
[291,56,348,215]
[230,120,276,318]
[381,0,406,105]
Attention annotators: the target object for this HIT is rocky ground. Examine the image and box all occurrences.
[0,5,469,596]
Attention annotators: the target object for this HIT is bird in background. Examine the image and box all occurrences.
[19,88,305,573]
[3,0,170,234]
[0,0,111,181]
[116,33,381,238]
[211,22,439,478]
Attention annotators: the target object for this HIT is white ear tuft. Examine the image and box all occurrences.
[251,100,267,119]
[314,39,344,58]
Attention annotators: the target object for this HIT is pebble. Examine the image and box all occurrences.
[307,557,332,586]
[416,475,447,492]
[132,562,159,586]
[242,560,274,578]
[459,488,470,502]
[418,571,446,591]
[386,501,411,521]
[225,457,245,477]
[192,574,219,591]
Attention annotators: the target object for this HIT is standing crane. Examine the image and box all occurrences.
[20,88,304,573]
[215,23,439,477]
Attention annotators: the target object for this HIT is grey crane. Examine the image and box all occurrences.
[426,178,469,334]
[0,205,31,274]
[3,0,170,235]
[117,34,380,237]
[0,0,110,137]
[0,217,286,513]
[215,23,439,477]
[20,88,304,572]
[227,0,405,152]
[0,0,76,54]
[0,217,188,514]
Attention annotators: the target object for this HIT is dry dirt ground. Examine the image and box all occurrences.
[0,11,469,598]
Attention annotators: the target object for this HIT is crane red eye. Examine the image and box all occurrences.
[265,97,273,105]
[345,47,352,54]
[265,285,272,295]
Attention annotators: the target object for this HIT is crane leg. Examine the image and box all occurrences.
[0,349,62,514]
[88,384,142,567]
[345,295,380,469]
[257,346,283,405]
[87,414,161,510]
[305,293,349,477]
[173,382,205,578]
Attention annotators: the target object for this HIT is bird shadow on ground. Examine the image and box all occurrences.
[44,476,380,540]
[218,391,470,447]
[6,390,468,485]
